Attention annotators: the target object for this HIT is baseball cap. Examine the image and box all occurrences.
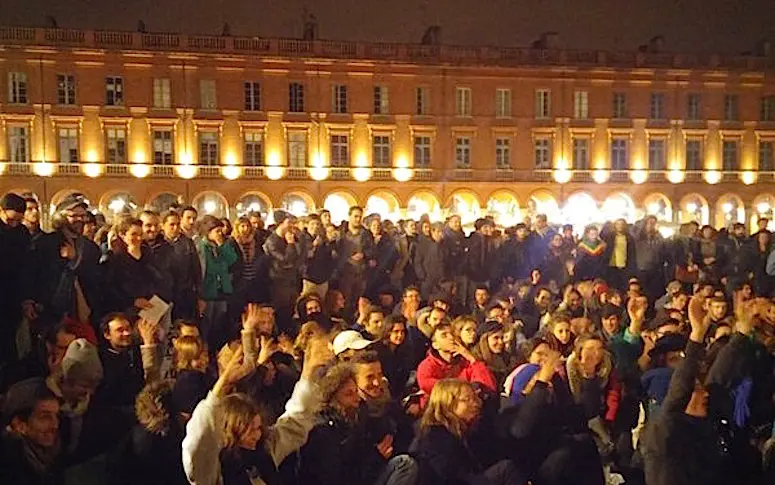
[332,330,374,356]
[56,194,89,213]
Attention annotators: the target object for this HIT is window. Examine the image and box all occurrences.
[153,78,171,108]
[373,86,389,115]
[455,87,472,117]
[153,129,174,165]
[58,127,79,163]
[244,132,264,166]
[244,82,261,111]
[610,138,629,170]
[105,76,124,106]
[8,72,27,104]
[414,136,431,168]
[648,139,666,170]
[534,138,552,169]
[650,93,665,120]
[535,89,551,119]
[572,138,589,169]
[685,140,703,171]
[332,84,348,114]
[415,87,430,115]
[8,126,29,163]
[761,96,775,122]
[495,88,511,118]
[287,132,307,167]
[199,80,217,110]
[759,141,774,171]
[199,132,219,165]
[330,134,349,167]
[372,135,392,167]
[724,94,739,121]
[613,92,627,119]
[56,74,76,105]
[573,91,589,119]
[454,137,471,168]
[722,140,739,171]
[687,93,701,121]
[105,127,127,164]
[495,138,511,169]
[289,82,305,113]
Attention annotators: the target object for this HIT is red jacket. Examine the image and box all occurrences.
[416,350,497,407]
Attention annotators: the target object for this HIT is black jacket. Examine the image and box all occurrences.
[0,221,30,335]
[602,231,637,272]
[441,228,467,278]
[414,236,446,294]
[103,250,166,313]
[166,234,202,319]
[365,233,399,292]
[466,231,494,282]
[0,431,64,485]
[263,232,302,283]
[409,425,488,485]
[122,425,188,485]
[496,238,531,283]
[303,236,335,284]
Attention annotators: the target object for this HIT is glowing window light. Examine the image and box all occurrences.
[407,197,432,220]
[553,168,572,184]
[324,194,351,224]
[647,202,661,215]
[221,165,242,180]
[722,202,734,214]
[667,169,685,184]
[658,226,676,238]
[740,171,757,185]
[630,169,648,185]
[602,196,634,222]
[366,196,392,219]
[562,193,598,228]
[704,170,722,185]
[203,200,217,214]
[686,202,698,214]
[266,166,285,180]
[33,162,55,177]
[133,150,146,164]
[592,169,609,184]
[353,167,372,182]
[130,164,151,178]
[176,164,197,179]
[82,163,103,178]
[757,202,771,214]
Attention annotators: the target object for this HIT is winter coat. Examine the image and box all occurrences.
[182,378,320,485]
[634,232,667,273]
[302,238,335,284]
[413,236,446,297]
[262,232,301,284]
[197,239,239,300]
[123,425,188,485]
[166,234,202,319]
[336,227,371,276]
[409,425,489,485]
[103,250,166,313]
[466,231,494,282]
[441,227,467,278]
[565,351,621,423]
[365,233,399,292]
[0,430,64,485]
[602,232,637,272]
[575,239,607,281]
[495,238,531,283]
[528,228,556,271]
[416,350,497,408]
[0,221,30,339]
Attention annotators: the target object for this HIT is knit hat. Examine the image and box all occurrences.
[62,339,103,384]
[199,215,222,236]
[55,193,89,213]
[477,319,503,337]
[474,218,493,231]
[0,192,26,213]
[1,378,54,425]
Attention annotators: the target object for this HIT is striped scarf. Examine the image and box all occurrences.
[579,238,606,256]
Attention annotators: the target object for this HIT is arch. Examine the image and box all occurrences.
[280,190,316,218]
[601,191,636,223]
[146,192,182,214]
[486,190,521,227]
[323,191,359,225]
[561,192,599,230]
[191,191,229,219]
[235,191,272,218]
[446,190,482,226]
[407,190,442,221]
[678,193,709,225]
[365,190,401,221]
[527,190,560,221]
[714,193,746,229]
[49,189,94,215]
[99,191,140,222]
[752,194,775,231]
[642,193,673,223]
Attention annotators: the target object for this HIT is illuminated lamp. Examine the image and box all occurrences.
[266,166,285,180]
[353,166,372,182]
[309,166,330,181]
[392,167,413,182]
[686,202,698,214]
[33,162,55,177]
[176,164,198,179]
[740,171,757,185]
[758,202,771,214]
[221,165,242,180]
[667,169,685,184]
[704,170,721,185]
[630,169,648,185]
[592,169,609,184]
[82,163,103,178]
[553,168,572,184]
[722,202,733,214]
[130,164,151,178]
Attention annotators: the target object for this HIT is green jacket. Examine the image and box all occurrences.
[197,238,238,300]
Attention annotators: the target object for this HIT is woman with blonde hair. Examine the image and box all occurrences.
[411,379,526,485]
[452,315,478,350]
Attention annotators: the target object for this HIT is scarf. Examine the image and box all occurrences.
[578,238,606,257]
[18,434,62,477]
[235,235,257,264]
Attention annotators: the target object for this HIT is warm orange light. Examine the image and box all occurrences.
[266,166,285,180]
[82,163,103,178]
[392,167,413,182]
[130,164,151,178]
[740,171,757,185]
[353,166,372,182]
[704,170,721,185]
[630,170,648,184]
[176,164,198,179]
[553,168,572,184]
[309,166,330,181]
[592,169,609,184]
[33,162,55,177]
[667,169,685,184]
[221,165,242,180]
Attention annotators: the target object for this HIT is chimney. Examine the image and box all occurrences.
[533,32,560,49]
[303,13,318,41]
[648,35,665,53]
[421,26,441,45]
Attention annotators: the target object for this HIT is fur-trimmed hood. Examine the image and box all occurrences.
[565,349,614,402]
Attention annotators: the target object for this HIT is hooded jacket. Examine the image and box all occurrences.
[416,350,496,407]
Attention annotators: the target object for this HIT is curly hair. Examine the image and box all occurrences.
[135,380,175,436]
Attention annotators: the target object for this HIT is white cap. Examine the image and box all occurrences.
[332,330,374,356]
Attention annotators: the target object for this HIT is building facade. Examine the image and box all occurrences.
[1,26,775,232]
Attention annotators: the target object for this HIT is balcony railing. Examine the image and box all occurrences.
[1,162,771,184]
[0,26,771,72]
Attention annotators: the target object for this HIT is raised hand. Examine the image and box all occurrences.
[257,335,278,366]
[687,295,710,342]
[301,337,334,379]
[242,303,261,331]
[627,296,648,323]
[137,318,160,345]
[537,349,562,383]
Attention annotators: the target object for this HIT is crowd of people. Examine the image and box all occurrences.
[2,188,775,485]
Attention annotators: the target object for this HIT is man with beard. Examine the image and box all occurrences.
[161,211,203,321]
[24,195,102,331]
[1,379,63,484]
[22,197,44,241]
[0,193,31,366]
[139,210,174,305]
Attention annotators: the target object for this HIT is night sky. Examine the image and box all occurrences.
[1,0,774,54]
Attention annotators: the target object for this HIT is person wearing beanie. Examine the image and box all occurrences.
[263,209,302,333]
[472,319,514,388]
[0,379,64,485]
[0,192,32,367]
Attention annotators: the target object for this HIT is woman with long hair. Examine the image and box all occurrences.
[411,379,526,485]
[575,225,607,282]
[472,321,514,389]
[544,313,575,357]
[452,316,479,351]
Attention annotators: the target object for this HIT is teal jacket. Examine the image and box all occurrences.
[197,238,239,300]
